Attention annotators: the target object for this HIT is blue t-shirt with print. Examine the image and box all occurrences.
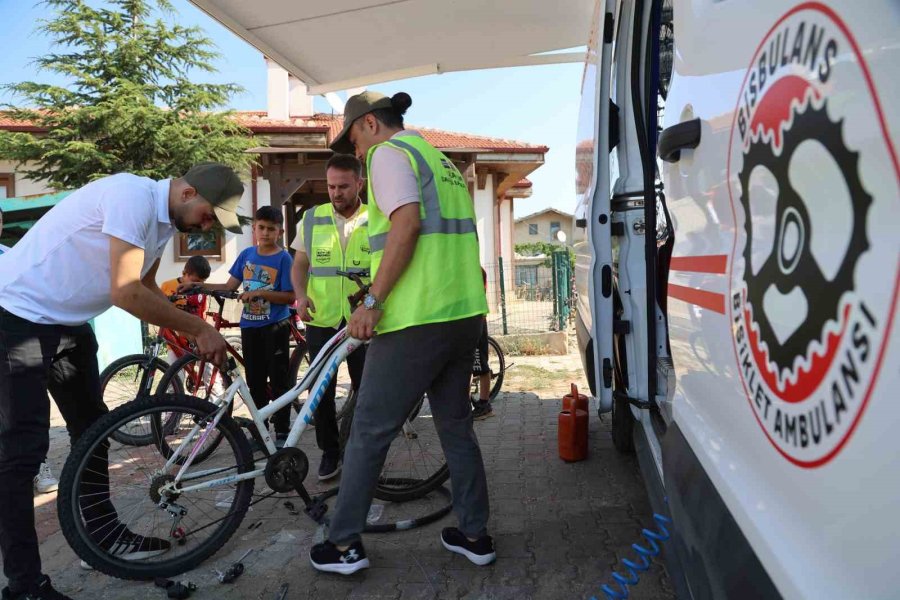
[228,246,294,328]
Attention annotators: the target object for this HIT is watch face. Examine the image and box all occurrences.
[364,294,375,309]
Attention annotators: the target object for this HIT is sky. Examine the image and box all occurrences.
[0,0,583,218]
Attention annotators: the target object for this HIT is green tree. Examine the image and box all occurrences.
[0,0,257,190]
[515,241,575,269]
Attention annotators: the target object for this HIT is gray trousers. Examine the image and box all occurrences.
[328,315,489,545]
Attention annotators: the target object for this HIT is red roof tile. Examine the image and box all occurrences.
[231,112,547,153]
[0,110,548,154]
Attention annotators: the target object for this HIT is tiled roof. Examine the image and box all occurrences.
[0,110,548,154]
[513,178,533,188]
[228,112,549,153]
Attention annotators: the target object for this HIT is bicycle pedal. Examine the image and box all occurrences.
[304,498,328,523]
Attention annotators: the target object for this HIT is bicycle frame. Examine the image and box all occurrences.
[160,326,364,495]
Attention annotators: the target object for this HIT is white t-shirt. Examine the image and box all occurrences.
[0,243,10,254]
[369,130,426,217]
[0,173,175,325]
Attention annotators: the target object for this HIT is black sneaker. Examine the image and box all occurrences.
[95,524,171,561]
[309,539,369,575]
[318,454,341,481]
[472,401,494,421]
[440,527,496,566]
[2,575,73,600]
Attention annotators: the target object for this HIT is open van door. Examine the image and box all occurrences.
[575,0,615,416]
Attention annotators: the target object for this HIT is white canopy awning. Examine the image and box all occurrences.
[190,0,595,94]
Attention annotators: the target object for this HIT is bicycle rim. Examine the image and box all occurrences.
[58,394,253,580]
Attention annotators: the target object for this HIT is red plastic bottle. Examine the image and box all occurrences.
[558,407,588,462]
[563,383,589,414]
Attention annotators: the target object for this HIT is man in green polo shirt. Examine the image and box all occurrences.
[309,92,495,574]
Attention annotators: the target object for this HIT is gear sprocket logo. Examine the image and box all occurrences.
[726,3,900,467]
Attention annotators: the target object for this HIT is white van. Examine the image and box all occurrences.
[574,0,899,597]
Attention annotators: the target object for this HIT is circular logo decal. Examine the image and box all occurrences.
[726,3,900,467]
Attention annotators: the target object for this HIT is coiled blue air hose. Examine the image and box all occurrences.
[592,513,672,600]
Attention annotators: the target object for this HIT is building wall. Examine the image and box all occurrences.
[0,161,54,197]
[514,211,577,247]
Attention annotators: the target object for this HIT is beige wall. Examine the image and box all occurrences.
[515,212,577,247]
[0,161,54,198]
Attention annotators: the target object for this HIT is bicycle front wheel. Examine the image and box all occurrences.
[100,355,183,446]
[57,394,254,581]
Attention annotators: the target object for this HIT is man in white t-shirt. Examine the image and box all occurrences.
[0,163,243,600]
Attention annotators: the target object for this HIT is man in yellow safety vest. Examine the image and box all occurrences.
[290,154,370,481]
[308,91,495,574]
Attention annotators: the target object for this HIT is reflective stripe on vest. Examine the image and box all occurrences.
[365,135,487,334]
[367,139,477,252]
[303,203,371,327]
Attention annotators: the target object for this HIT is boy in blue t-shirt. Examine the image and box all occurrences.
[199,206,295,446]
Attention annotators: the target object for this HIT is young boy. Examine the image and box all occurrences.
[197,206,295,447]
[161,255,212,318]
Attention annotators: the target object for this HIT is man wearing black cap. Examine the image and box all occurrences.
[309,92,494,574]
[0,163,243,599]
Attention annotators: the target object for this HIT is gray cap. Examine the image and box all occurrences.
[329,91,394,154]
[183,163,244,233]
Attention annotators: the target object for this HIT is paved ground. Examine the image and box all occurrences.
[11,352,674,600]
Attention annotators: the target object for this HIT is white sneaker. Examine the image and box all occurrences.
[34,461,59,494]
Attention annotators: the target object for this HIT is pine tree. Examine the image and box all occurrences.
[0,0,257,190]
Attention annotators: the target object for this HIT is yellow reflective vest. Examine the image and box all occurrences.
[302,202,371,327]
[366,135,487,334]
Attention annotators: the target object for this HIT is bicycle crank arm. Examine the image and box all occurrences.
[291,481,328,524]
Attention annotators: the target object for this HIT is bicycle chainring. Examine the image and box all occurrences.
[264,447,309,493]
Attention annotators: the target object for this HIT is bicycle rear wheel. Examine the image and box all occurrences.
[57,394,254,581]
[340,393,449,503]
[472,336,505,401]
[100,355,183,446]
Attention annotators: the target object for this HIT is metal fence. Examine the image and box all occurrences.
[483,252,573,335]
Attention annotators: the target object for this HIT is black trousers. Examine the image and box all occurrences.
[305,321,367,458]
[0,307,110,593]
[241,320,292,434]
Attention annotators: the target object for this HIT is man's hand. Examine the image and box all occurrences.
[194,324,228,366]
[177,281,201,294]
[347,306,381,340]
[296,294,315,321]
[237,290,258,303]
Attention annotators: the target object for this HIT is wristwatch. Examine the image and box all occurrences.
[362,292,384,311]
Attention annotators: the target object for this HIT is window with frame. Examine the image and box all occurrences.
[528,223,538,235]
[550,221,561,238]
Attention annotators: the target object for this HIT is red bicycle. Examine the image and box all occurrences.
[153,289,310,410]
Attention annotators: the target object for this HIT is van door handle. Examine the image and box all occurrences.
[658,118,701,163]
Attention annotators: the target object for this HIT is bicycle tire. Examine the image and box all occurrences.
[57,393,254,581]
[100,354,183,446]
[339,392,450,503]
[485,336,505,401]
[156,354,234,463]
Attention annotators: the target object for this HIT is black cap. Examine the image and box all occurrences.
[183,163,244,233]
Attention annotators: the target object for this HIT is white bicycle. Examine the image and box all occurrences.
[57,271,450,580]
